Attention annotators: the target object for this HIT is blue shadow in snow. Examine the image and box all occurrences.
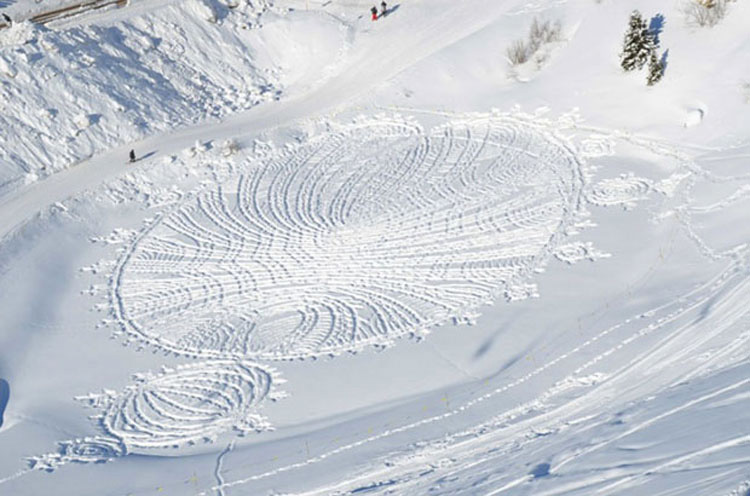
[0,379,9,429]
[660,48,669,73]
[649,14,665,46]
[529,462,551,478]
[382,4,400,17]
[140,150,157,161]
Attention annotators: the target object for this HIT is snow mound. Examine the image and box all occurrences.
[684,105,707,128]
[0,21,40,47]
[186,0,229,23]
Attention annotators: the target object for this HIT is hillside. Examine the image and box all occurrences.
[1,1,749,495]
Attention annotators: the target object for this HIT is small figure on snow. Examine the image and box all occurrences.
[371,6,378,21]
[1,13,11,26]
[129,149,136,163]
[380,1,387,16]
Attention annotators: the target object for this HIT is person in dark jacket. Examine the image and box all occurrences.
[129,149,136,163]
[380,1,387,16]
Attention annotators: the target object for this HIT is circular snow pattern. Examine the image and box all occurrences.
[28,436,126,471]
[60,437,126,462]
[579,135,617,158]
[113,117,586,359]
[554,241,610,265]
[100,361,274,451]
[586,174,651,208]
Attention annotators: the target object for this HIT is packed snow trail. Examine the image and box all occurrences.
[0,0,543,243]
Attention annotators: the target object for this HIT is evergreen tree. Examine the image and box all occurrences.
[621,11,654,72]
[646,51,665,86]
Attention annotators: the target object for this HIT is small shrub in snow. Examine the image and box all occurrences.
[528,18,562,51]
[681,0,733,27]
[506,17,562,67]
[620,11,654,72]
[506,40,530,65]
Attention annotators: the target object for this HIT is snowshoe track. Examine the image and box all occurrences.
[28,360,279,469]
[111,115,588,360]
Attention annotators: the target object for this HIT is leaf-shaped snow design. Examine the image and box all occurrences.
[29,360,278,469]
[112,116,587,359]
[99,361,276,451]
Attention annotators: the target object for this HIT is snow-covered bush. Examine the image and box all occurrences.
[506,18,562,66]
[681,0,734,27]
[506,40,529,65]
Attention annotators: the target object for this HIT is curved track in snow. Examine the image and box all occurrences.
[111,116,586,360]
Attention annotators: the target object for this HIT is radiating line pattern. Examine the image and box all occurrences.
[111,116,588,360]
[29,360,278,469]
[96,360,277,450]
[586,174,652,209]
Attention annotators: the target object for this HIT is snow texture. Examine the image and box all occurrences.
[2,0,750,495]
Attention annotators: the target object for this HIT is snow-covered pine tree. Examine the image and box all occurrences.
[646,51,664,86]
[621,11,654,72]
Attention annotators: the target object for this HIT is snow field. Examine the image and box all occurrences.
[0,0,344,198]
[1,0,750,494]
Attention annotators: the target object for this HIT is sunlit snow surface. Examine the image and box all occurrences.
[1,0,750,495]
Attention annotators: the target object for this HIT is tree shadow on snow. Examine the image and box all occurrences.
[649,13,665,46]
[660,48,669,72]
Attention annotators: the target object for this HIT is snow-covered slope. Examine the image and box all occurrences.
[1,0,750,495]
[0,0,347,197]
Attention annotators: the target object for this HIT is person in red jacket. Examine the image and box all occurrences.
[371,6,378,21]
